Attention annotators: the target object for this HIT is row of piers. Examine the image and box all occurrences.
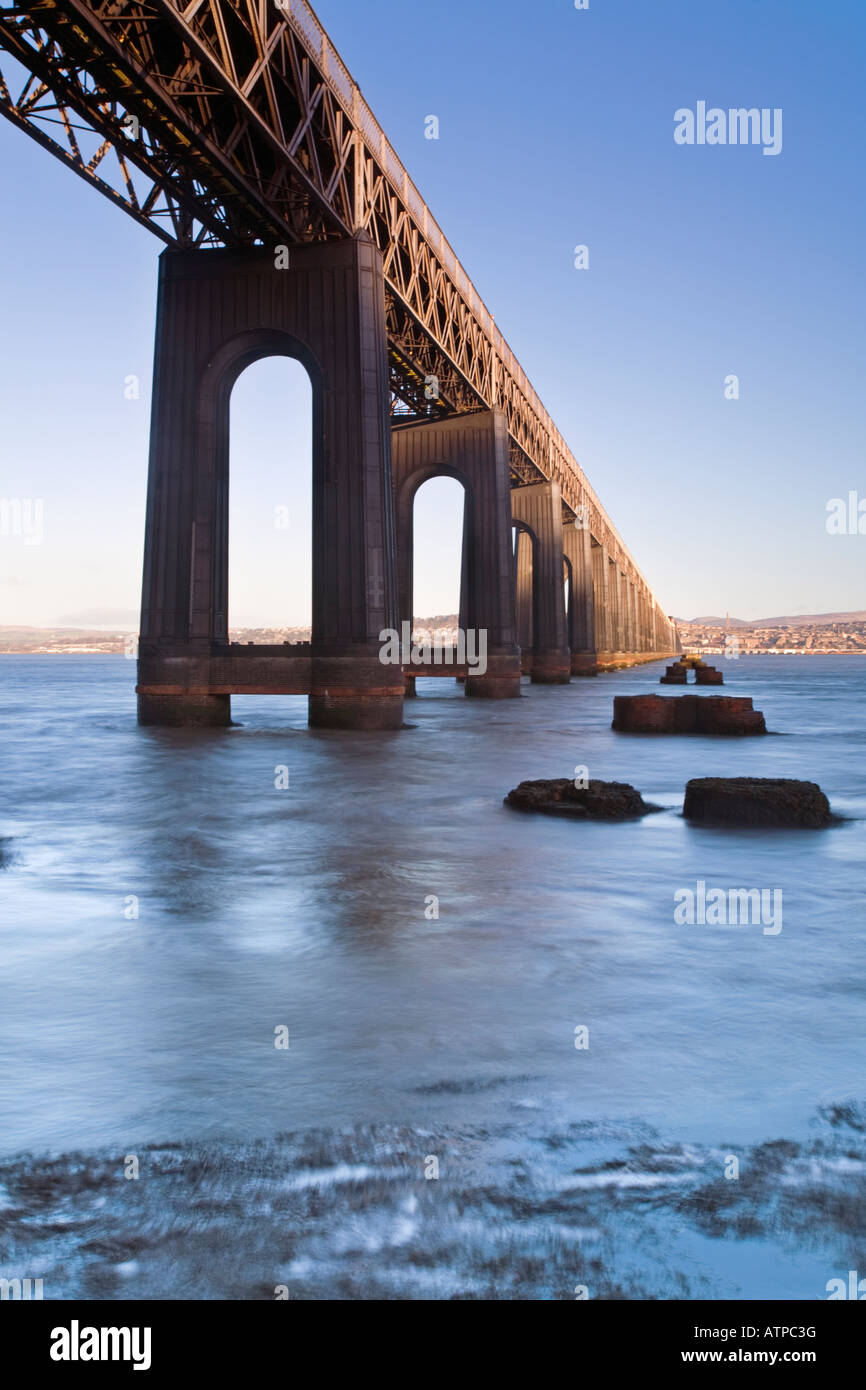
[136,239,680,729]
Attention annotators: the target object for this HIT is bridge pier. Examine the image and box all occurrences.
[136,238,404,730]
[591,541,612,660]
[615,567,630,659]
[391,410,521,698]
[562,518,598,676]
[510,482,571,683]
[137,691,232,728]
[514,527,534,675]
[585,541,681,668]
[625,576,637,652]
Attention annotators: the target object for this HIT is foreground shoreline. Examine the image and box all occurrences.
[2,1099,863,1300]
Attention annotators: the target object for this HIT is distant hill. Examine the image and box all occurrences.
[677,612,866,629]
[678,616,749,628]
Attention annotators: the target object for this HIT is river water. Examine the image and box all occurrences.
[1,655,864,1299]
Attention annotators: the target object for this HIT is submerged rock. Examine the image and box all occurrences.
[505,778,660,819]
[683,777,833,828]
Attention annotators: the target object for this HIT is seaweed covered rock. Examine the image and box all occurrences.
[683,778,833,828]
[505,779,659,819]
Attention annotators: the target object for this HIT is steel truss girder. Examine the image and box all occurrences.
[0,0,658,600]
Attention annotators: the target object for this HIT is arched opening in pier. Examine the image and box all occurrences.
[410,476,466,686]
[563,555,574,653]
[228,357,313,644]
[513,523,536,674]
[590,537,605,654]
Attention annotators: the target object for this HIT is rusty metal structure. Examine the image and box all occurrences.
[0,0,665,590]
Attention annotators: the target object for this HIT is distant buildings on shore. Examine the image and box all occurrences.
[0,616,464,655]
[679,619,866,655]
[3,613,864,656]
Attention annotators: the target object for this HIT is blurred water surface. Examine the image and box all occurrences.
[0,655,863,1297]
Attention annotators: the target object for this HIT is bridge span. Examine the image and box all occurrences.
[0,0,680,727]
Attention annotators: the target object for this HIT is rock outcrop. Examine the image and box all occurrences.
[505,779,660,819]
[683,778,833,828]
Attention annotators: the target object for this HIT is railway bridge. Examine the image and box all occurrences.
[0,0,681,727]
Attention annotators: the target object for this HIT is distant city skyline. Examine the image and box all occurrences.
[5,605,866,644]
[1,0,864,628]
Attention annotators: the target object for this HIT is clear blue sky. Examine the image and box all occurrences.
[1,0,864,628]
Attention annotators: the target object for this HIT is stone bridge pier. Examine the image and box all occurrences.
[562,519,598,676]
[136,237,404,730]
[510,481,572,684]
[391,410,521,698]
[589,541,680,668]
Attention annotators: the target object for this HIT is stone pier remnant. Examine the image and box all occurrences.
[662,662,723,685]
[612,694,767,735]
[684,778,833,828]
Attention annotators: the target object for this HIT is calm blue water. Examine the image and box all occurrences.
[0,655,864,1298]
